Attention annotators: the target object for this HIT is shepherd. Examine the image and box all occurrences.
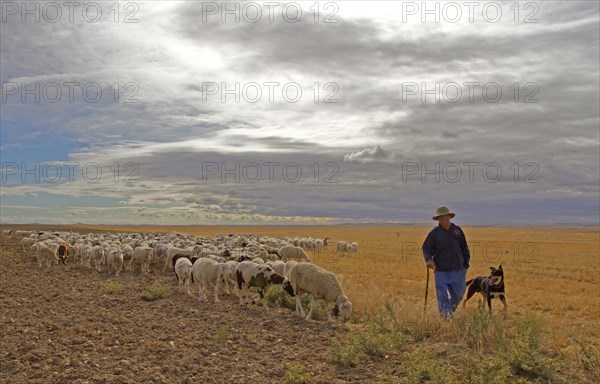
[422,205,471,320]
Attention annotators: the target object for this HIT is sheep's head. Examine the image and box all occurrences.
[282,279,295,297]
[332,298,352,321]
[219,263,233,277]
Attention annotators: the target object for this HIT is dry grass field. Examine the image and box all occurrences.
[1,224,598,383]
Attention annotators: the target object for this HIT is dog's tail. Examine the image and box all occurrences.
[466,278,474,287]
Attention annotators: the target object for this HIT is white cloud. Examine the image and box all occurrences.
[343,145,391,163]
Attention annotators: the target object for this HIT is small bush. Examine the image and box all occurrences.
[266,285,296,309]
[330,302,408,368]
[396,348,531,384]
[455,310,507,354]
[350,326,391,358]
[141,283,170,301]
[503,315,553,380]
[398,347,453,384]
[307,299,329,320]
[0,249,10,262]
[284,362,310,384]
[216,328,230,344]
[377,301,408,350]
[330,339,361,368]
[504,340,552,380]
[267,287,329,320]
[103,281,123,294]
[576,339,599,373]
[457,354,515,384]
[513,315,543,349]
[409,317,444,342]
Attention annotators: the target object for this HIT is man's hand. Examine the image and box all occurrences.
[426,260,436,270]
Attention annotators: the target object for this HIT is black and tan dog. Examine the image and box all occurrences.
[463,265,507,317]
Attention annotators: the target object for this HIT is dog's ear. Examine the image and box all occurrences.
[489,267,496,272]
[498,265,503,271]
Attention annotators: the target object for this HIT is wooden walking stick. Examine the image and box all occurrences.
[424,266,430,314]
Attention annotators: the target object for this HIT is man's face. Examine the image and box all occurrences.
[438,214,451,226]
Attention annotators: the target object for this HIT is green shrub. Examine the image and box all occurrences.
[103,281,124,294]
[266,285,297,310]
[284,362,310,384]
[330,302,409,368]
[377,301,408,350]
[409,317,444,342]
[457,354,515,384]
[576,339,599,373]
[0,249,10,262]
[396,348,531,384]
[503,315,552,380]
[504,340,552,379]
[399,347,454,384]
[513,315,543,349]
[266,286,329,320]
[216,328,230,344]
[455,310,507,354]
[350,326,392,358]
[330,339,361,368]
[141,283,170,301]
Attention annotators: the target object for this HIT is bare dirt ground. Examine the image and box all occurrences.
[0,228,386,384]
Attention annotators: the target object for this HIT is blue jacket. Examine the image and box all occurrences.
[422,223,470,271]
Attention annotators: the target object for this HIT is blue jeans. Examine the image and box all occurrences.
[434,268,467,319]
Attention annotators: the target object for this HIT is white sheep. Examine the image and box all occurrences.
[106,249,124,276]
[264,252,280,262]
[21,237,35,251]
[153,243,170,264]
[205,254,226,263]
[132,246,153,275]
[252,249,267,259]
[279,246,312,262]
[81,245,93,267]
[336,241,349,254]
[192,259,233,303]
[196,250,216,259]
[252,257,265,264]
[236,261,285,309]
[32,242,58,268]
[225,260,239,294]
[121,244,134,270]
[303,239,315,251]
[314,239,324,252]
[283,262,352,321]
[283,261,298,278]
[175,257,194,295]
[70,242,84,263]
[91,245,105,271]
[266,260,285,276]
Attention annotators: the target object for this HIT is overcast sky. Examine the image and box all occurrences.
[1,1,598,225]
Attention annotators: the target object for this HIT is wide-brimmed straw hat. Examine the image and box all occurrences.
[432,205,455,220]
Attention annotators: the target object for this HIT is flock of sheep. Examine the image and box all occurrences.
[6,229,356,321]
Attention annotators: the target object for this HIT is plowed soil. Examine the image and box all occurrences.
[0,232,381,384]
